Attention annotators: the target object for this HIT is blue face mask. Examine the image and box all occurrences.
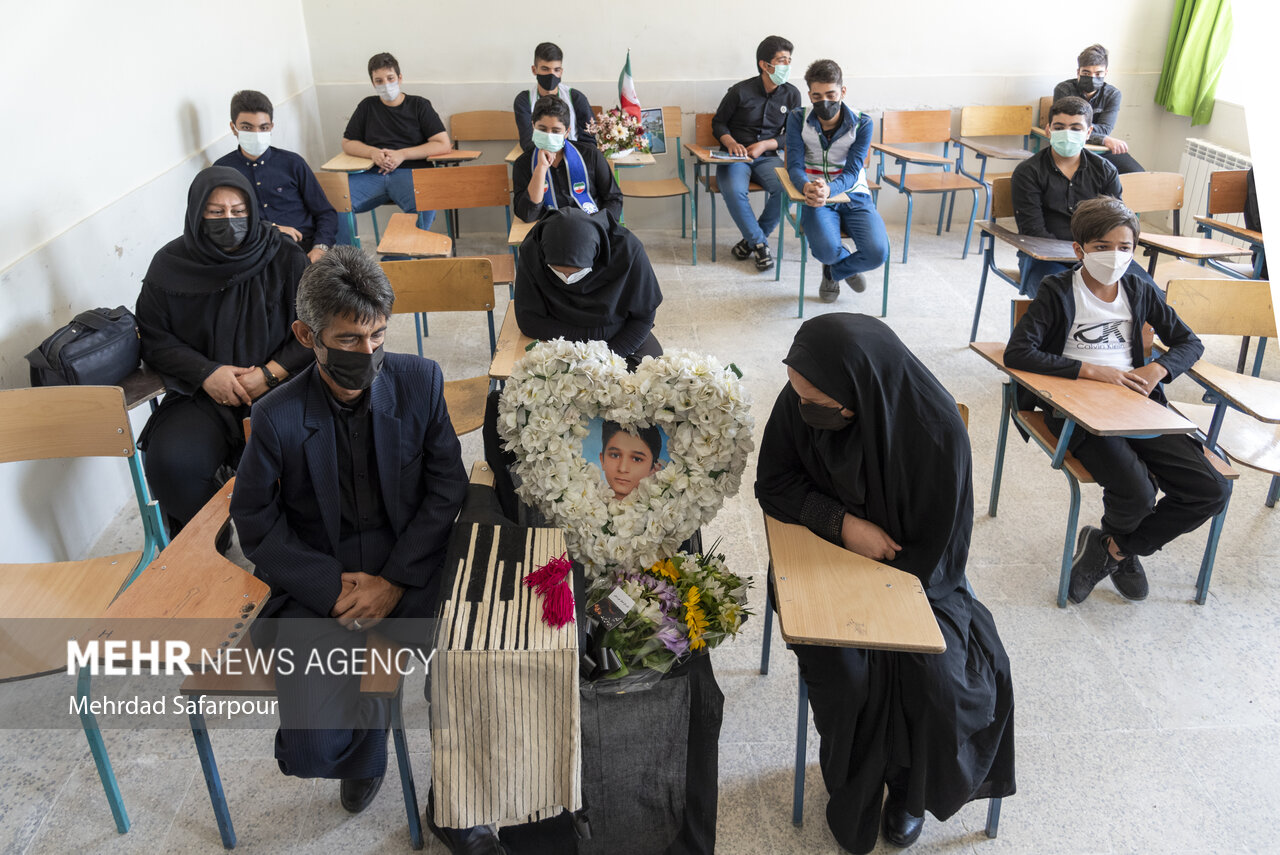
[766,61,790,86]
[532,130,565,153]
[1050,128,1088,157]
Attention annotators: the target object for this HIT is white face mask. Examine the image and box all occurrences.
[237,130,271,157]
[550,266,591,285]
[1081,249,1132,285]
[375,81,400,102]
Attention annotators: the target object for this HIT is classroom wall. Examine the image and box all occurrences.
[298,0,1253,232]
[0,0,319,562]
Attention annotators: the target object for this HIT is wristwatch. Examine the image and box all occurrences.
[260,364,281,389]
[312,243,330,252]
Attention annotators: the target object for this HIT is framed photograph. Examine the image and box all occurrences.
[640,107,667,154]
[581,417,669,500]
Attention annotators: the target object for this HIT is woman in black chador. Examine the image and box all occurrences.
[755,314,1015,854]
[137,166,312,534]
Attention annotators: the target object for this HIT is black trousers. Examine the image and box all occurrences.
[1048,415,1230,556]
[255,585,437,780]
[1099,149,1144,174]
[141,395,243,532]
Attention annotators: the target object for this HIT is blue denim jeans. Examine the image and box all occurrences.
[337,169,436,245]
[800,193,889,280]
[716,154,784,246]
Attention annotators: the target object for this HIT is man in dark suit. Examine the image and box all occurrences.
[231,247,470,822]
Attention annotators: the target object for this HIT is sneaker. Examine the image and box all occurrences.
[1068,526,1117,605]
[819,265,840,302]
[730,238,752,260]
[845,272,868,293]
[752,242,774,271]
[1111,552,1149,601]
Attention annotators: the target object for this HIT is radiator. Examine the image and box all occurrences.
[1176,138,1253,239]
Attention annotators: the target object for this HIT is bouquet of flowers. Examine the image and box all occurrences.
[586,107,651,159]
[585,545,752,684]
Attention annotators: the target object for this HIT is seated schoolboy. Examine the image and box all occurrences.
[711,34,802,272]
[513,42,596,152]
[784,59,888,303]
[512,96,622,222]
[214,90,337,263]
[338,52,451,245]
[1011,95,1131,297]
[1005,197,1230,604]
[1053,43,1144,174]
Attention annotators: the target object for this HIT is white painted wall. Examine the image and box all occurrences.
[0,0,318,562]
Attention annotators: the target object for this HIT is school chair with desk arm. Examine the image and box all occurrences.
[872,109,983,263]
[1115,171,1250,278]
[972,340,1238,606]
[772,166,890,319]
[685,112,756,265]
[968,176,1076,342]
[1161,278,1280,509]
[616,106,692,260]
[950,104,1033,224]
[1194,169,1266,280]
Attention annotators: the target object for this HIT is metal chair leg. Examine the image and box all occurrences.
[1267,475,1279,509]
[985,797,1002,838]
[760,579,774,676]
[971,257,993,343]
[189,709,237,849]
[902,195,914,263]
[880,243,890,318]
[961,190,978,259]
[391,688,424,849]
[710,192,718,262]
[793,672,808,827]
[78,667,130,834]
[775,198,786,282]
[1195,482,1232,605]
[936,192,948,236]
[797,231,807,319]
[989,382,1013,517]
[414,314,425,358]
[1058,474,1082,608]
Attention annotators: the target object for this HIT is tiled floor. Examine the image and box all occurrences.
[4,221,1278,854]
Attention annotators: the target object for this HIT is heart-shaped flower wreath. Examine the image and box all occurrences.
[496,339,754,578]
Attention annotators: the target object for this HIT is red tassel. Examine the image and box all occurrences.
[524,553,575,628]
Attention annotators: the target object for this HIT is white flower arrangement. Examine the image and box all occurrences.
[497,339,754,578]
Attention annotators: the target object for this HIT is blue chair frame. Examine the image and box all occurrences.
[759,582,1003,836]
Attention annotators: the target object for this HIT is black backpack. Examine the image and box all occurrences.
[25,306,141,387]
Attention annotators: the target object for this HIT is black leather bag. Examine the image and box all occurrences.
[25,306,141,387]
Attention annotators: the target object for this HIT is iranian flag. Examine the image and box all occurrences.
[618,50,641,119]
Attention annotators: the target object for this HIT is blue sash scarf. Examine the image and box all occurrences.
[544,143,599,214]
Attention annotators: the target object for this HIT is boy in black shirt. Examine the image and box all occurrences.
[711,35,802,271]
[339,52,451,244]
[1053,44,1143,174]
[1005,197,1229,604]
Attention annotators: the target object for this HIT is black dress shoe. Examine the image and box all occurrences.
[882,794,924,848]
[340,775,383,813]
[1067,526,1117,605]
[424,794,508,854]
[1111,552,1149,601]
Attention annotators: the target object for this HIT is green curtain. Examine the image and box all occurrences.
[1155,0,1234,125]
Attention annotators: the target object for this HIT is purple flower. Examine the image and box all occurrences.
[656,623,690,656]
[650,579,681,612]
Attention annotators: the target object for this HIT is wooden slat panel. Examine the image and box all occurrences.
[469,460,496,488]
[0,553,137,619]
[1119,172,1185,215]
[959,105,1032,138]
[765,516,945,653]
[313,170,352,213]
[1037,95,1053,126]
[489,303,535,381]
[989,176,1015,220]
[979,221,1075,262]
[1193,216,1265,246]
[0,387,132,463]
[1206,169,1249,216]
[411,164,511,211]
[1014,410,1094,482]
[885,172,982,193]
[380,257,495,314]
[450,110,518,142]
[1166,279,1277,339]
[871,142,952,165]
[969,342,1195,436]
[121,364,167,410]
[618,178,689,198]
[1139,233,1250,261]
[508,217,536,247]
[695,113,717,148]
[661,106,683,141]
[1173,402,1280,475]
[880,109,952,145]
[321,153,375,172]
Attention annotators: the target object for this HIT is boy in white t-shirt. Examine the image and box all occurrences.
[1005,197,1230,604]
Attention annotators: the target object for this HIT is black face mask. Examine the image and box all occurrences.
[319,342,385,391]
[798,400,853,430]
[1078,75,1105,92]
[812,99,841,122]
[203,216,249,252]
[536,72,561,92]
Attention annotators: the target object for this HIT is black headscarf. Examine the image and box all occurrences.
[514,208,661,345]
[143,165,282,294]
[756,314,972,597]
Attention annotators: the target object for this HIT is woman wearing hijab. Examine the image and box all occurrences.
[137,165,313,533]
[755,314,1015,854]
[514,206,663,361]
